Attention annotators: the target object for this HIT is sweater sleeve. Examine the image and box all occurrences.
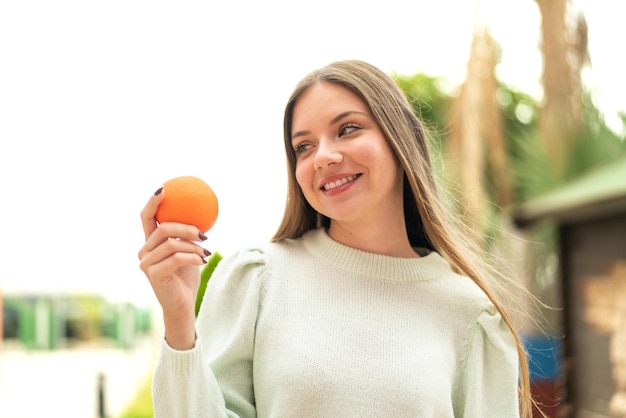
[152,247,266,418]
[455,304,521,418]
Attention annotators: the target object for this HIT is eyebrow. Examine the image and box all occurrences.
[291,110,369,141]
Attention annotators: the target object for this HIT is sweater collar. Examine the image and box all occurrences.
[301,228,452,282]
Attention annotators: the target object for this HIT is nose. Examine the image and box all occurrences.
[314,138,343,169]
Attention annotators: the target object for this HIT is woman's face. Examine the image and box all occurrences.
[290,82,404,229]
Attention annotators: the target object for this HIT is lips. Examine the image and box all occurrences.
[321,174,361,191]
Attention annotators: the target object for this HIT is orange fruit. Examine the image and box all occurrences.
[155,176,219,233]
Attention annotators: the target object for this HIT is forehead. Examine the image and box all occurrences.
[292,82,368,124]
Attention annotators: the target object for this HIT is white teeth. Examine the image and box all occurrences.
[323,175,358,191]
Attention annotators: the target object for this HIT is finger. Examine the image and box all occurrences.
[140,235,209,269]
[140,250,206,284]
[139,221,207,258]
[140,186,165,241]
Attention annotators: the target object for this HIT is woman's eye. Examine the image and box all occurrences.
[293,142,312,154]
[339,123,361,136]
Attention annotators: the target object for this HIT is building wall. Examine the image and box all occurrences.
[561,214,626,417]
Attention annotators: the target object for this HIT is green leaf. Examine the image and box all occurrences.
[195,251,223,317]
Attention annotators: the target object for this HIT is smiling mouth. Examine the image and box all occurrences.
[322,174,361,191]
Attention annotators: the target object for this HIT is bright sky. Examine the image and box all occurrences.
[1,0,624,304]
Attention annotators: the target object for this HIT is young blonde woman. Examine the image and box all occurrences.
[139,60,535,417]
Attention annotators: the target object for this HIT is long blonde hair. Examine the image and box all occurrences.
[273,60,535,418]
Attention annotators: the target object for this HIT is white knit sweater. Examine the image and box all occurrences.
[152,228,520,417]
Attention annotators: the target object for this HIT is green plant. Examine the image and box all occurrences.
[195,251,223,317]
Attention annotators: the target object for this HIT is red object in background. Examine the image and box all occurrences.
[524,335,562,417]
[532,380,561,417]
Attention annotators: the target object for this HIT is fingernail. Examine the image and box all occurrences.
[200,256,208,264]
[154,187,163,196]
[198,231,208,241]
[203,248,212,257]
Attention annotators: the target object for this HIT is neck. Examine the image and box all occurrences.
[327,219,419,258]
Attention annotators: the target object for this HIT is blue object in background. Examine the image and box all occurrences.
[523,334,562,382]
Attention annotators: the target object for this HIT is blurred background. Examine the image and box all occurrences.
[1,0,625,417]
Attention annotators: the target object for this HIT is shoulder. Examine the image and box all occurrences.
[211,236,301,281]
[442,274,518,367]
[198,242,273,317]
[428,260,492,318]
[425,262,512,343]
[233,231,316,266]
[207,243,269,292]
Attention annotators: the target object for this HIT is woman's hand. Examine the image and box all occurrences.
[138,187,209,349]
